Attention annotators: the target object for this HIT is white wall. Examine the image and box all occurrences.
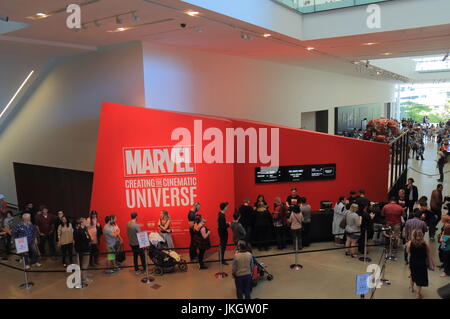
[0,42,145,204]
[143,42,395,133]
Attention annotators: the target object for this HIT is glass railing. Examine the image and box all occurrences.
[274,0,393,14]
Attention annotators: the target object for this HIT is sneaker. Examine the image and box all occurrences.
[25,265,31,270]
[440,273,449,277]
[32,263,42,267]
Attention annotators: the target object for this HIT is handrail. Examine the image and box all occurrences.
[273,0,394,14]
[389,131,408,146]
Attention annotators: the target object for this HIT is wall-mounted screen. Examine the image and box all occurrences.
[255,164,336,184]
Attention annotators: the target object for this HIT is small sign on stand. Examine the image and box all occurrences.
[356,273,370,298]
[15,237,34,289]
[137,231,155,284]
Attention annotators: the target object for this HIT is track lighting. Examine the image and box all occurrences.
[132,11,140,22]
[240,32,252,40]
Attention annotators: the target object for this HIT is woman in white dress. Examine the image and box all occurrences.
[332,196,347,245]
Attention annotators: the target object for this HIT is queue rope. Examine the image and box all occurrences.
[0,240,385,273]
[408,166,450,177]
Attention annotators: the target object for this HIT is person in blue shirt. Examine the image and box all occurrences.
[12,213,41,269]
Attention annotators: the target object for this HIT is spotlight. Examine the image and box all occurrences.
[263,33,271,38]
[0,14,9,22]
[185,10,200,17]
[443,53,449,62]
[240,32,252,40]
[306,47,315,51]
[132,11,140,22]
[115,16,122,24]
[180,23,187,28]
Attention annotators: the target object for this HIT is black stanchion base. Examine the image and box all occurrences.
[290,264,303,270]
[215,272,228,278]
[19,282,34,289]
[141,276,155,283]
[381,279,391,286]
[359,257,372,262]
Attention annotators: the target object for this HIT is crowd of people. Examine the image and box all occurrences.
[1,121,450,297]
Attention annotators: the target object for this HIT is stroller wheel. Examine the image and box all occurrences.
[267,274,273,281]
[154,267,164,276]
[178,261,188,272]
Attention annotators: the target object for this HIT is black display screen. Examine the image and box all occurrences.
[255,164,336,184]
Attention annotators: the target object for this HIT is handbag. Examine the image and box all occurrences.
[339,213,347,229]
[115,242,126,263]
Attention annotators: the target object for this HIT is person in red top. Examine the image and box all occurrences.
[35,205,56,257]
[382,197,405,249]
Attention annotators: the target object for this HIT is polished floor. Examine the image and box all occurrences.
[1,140,449,299]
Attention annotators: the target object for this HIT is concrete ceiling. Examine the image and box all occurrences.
[1,0,449,82]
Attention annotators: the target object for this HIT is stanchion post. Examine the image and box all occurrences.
[290,236,303,270]
[386,228,396,261]
[141,248,155,284]
[18,253,34,289]
[215,244,228,278]
[359,231,372,263]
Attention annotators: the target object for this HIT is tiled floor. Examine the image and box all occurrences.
[1,140,449,299]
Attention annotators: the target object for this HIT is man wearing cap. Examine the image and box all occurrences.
[218,202,230,265]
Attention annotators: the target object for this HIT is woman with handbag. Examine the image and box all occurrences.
[158,210,174,249]
[406,229,435,298]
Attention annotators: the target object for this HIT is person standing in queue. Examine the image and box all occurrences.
[238,199,254,242]
[73,218,92,287]
[127,212,147,275]
[430,184,444,237]
[232,240,254,299]
[437,150,446,182]
[405,178,419,215]
[188,202,200,262]
[218,202,230,265]
[272,197,287,250]
[193,215,211,270]
[300,197,312,247]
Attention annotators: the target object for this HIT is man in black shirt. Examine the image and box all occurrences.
[238,198,254,242]
[355,189,370,213]
[405,178,419,214]
[286,188,301,211]
[218,202,230,265]
[188,202,200,262]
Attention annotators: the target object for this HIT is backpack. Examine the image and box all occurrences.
[339,212,347,229]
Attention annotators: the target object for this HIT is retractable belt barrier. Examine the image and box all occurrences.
[0,230,384,274]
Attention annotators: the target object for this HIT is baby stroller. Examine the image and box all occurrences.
[148,232,187,275]
[251,256,273,287]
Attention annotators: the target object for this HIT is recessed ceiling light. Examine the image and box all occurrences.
[27,12,50,20]
[117,27,126,32]
[185,10,200,16]
[381,52,392,55]
[306,47,315,51]
[107,27,129,33]
[363,42,378,46]
[263,33,272,38]
[352,61,361,65]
